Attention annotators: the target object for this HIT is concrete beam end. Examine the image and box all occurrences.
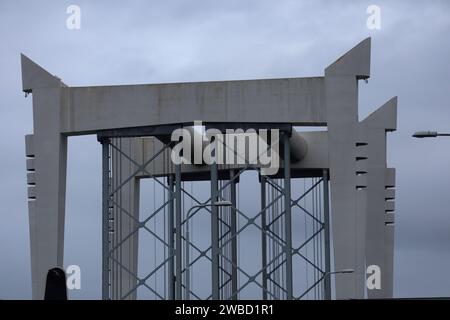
[21,54,62,93]
[325,37,371,79]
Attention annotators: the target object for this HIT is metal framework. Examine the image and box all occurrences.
[22,37,398,300]
[99,131,333,300]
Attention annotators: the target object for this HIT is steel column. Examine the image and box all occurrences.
[323,169,332,300]
[260,175,268,300]
[101,139,110,300]
[168,174,175,300]
[230,169,238,300]
[211,162,219,300]
[185,214,190,300]
[283,132,293,299]
[175,165,182,299]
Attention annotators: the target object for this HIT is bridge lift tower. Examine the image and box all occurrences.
[22,38,397,300]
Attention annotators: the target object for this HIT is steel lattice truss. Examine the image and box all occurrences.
[102,134,331,300]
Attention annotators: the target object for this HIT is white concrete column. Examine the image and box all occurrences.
[324,38,371,299]
[22,55,68,299]
[361,98,397,299]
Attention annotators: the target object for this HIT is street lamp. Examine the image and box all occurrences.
[327,269,354,276]
[184,200,232,299]
[413,131,450,138]
[323,268,354,300]
[185,200,232,221]
[299,268,354,300]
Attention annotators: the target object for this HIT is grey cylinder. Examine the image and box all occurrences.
[182,127,308,164]
[288,130,308,162]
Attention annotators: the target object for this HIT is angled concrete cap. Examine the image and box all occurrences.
[362,97,397,131]
[21,54,62,93]
[325,38,371,79]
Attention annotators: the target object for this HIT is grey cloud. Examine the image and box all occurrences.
[1,0,449,299]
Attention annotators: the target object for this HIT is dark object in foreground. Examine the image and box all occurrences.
[44,268,67,300]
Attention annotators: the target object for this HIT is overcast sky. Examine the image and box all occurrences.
[1,0,449,299]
